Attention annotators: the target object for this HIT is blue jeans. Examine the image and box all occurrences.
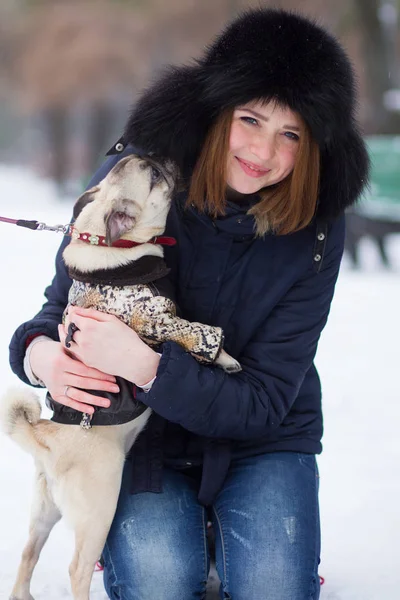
[103,452,320,599]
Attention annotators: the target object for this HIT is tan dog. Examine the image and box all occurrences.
[0,154,240,600]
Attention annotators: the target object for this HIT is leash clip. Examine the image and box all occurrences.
[36,222,72,235]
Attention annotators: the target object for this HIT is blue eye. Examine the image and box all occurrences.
[240,116,258,126]
[284,131,300,141]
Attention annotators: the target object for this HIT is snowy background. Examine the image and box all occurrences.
[0,165,399,599]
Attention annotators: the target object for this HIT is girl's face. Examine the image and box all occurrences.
[226,100,301,195]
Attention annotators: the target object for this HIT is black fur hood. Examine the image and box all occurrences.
[123,8,370,221]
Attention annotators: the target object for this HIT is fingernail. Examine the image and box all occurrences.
[111,385,120,392]
[101,400,111,408]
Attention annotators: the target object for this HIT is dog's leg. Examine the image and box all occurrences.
[65,457,124,600]
[10,469,61,600]
[214,348,242,372]
[131,297,242,372]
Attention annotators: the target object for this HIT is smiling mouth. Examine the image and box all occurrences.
[236,157,270,177]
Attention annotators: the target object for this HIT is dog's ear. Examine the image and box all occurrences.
[175,176,187,194]
[162,158,185,194]
[73,186,100,220]
[105,209,136,246]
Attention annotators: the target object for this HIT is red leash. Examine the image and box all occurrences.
[0,215,176,247]
[0,215,72,233]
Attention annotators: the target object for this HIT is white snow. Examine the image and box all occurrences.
[0,165,399,599]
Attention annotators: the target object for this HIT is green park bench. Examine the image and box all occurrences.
[345,135,400,266]
[359,136,400,219]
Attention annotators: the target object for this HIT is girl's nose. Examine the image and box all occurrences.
[250,135,274,162]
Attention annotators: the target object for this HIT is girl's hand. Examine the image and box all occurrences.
[29,339,120,415]
[61,306,161,386]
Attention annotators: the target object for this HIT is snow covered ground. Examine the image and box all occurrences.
[0,165,399,599]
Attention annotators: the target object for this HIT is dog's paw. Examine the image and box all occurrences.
[215,349,242,373]
[222,360,242,373]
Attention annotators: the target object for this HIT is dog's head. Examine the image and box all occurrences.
[63,154,179,272]
[74,154,179,244]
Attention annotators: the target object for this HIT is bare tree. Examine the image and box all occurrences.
[5,0,247,186]
[352,0,400,132]
[6,1,153,188]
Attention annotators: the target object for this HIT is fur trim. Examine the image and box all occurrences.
[124,8,369,219]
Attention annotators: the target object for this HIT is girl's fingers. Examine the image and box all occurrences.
[57,332,117,382]
[69,306,115,322]
[67,375,119,393]
[56,392,96,415]
[65,360,117,382]
[78,389,113,409]
[58,324,66,343]
[58,387,111,411]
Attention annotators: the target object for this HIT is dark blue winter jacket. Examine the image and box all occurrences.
[9,144,345,505]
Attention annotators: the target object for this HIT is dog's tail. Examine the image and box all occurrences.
[0,387,53,456]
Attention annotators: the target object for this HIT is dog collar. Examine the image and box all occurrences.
[71,228,176,248]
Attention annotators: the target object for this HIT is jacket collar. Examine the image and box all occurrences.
[180,193,259,239]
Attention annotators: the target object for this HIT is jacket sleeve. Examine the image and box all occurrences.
[136,216,345,440]
[8,151,135,385]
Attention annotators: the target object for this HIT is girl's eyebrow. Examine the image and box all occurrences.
[237,107,300,132]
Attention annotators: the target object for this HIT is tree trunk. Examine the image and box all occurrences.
[353,0,400,133]
[87,102,114,176]
[46,106,69,194]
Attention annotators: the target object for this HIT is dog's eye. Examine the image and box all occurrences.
[150,166,161,183]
